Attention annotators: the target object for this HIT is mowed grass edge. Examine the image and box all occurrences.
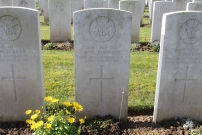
[43,50,159,111]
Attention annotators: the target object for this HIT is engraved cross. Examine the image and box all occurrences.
[56,20,65,34]
[2,64,26,101]
[90,65,114,102]
[175,66,197,102]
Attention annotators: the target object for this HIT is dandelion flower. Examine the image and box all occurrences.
[31,114,38,120]
[35,110,40,114]
[68,118,75,124]
[45,96,52,101]
[73,102,83,112]
[48,115,54,121]
[64,101,72,107]
[66,110,71,115]
[36,120,43,127]
[26,119,34,125]
[25,110,32,115]
[79,118,85,124]
[30,123,37,130]
[46,123,52,130]
[51,98,59,103]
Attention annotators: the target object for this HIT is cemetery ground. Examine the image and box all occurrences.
[0,7,201,135]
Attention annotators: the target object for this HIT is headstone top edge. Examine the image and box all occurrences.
[74,8,133,14]
[0,6,39,12]
[163,11,202,16]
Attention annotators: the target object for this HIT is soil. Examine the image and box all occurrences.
[0,42,196,135]
[0,110,197,135]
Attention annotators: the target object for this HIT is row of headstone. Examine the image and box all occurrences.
[151,0,202,42]
[0,0,36,9]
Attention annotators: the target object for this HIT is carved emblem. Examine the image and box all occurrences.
[55,2,65,13]
[0,15,22,41]
[92,2,100,8]
[195,5,202,11]
[90,16,116,42]
[19,0,28,7]
[126,3,135,12]
[180,19,202,44]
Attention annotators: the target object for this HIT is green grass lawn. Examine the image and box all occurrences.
[43,51,159,111]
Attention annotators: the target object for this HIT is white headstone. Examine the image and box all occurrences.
[187,2,202,11]
[108,0,119,8]
[0,7,45,122]
[49,0,71,42]
[148,0,159,24]
[74,9,132,121]
[84,0,108,9]
[172,0,192,11]
[154,11,202,122]
[151,1,175,42]
[0,0,12,6]
[43,0,49,22]
[120,0,141,43]
[71,0,83,23]
[13,0,36,9]
[140,0,146,18]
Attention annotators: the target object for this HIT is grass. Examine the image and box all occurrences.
[42,51,159,111]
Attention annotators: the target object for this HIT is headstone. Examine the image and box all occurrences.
[13,0,36,9]
[71,0,83,23]
[84,0,108,9]
[172,0,192,11]
[0,7,45,122]
[120,0,141,43]
[0,0,12,6]
[151,1,175,42]
[140,0,146,18]
[187,2,202,11]
[108,0,119,9]
[148,0,159,24]
[43,0,49,22]
[74,9,132,121]
[153,11,202,122]
[49,0,71,42]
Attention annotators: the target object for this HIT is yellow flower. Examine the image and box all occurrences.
[46,123,52,130]
[30,114,38,120]
[26,119,35,125]
[51,98,59,103]
[48,115,54,121]
[68,118,75,124]
[36,120,43,127]
[25,110,32,115]
[64,101,72,107]
[66,110,71,115]
[79,118,85,124]
[73,102,83,112]
[35,110,40,114]
[30,123,37,130]
[45,96,52,101]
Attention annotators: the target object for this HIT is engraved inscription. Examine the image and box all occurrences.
[2,64,25,101]
[90,65,113,102]
[55,20,65,35]
[126,3,135,12]
[19,0,28,7]
[195,5,202,11]
[175,67,197,102]
[90,16,116,42]
[0,16,22,41]
[180,19,202,44]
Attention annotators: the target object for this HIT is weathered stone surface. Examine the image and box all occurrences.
[74,9,131,121]
[84,0,108,9]
[0,0,12,6]
[49,0,71,42]
[43,0,49,22]
[13,0,36,9]
[108,0,119,9]
[186,2,202,11]
[71,0,83,22]
[151,1,175,42]
[0,7,45,122]
[148,0,159,24]
[153,11,202,122]
[120,0,141,43]
[173,0,192,11]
